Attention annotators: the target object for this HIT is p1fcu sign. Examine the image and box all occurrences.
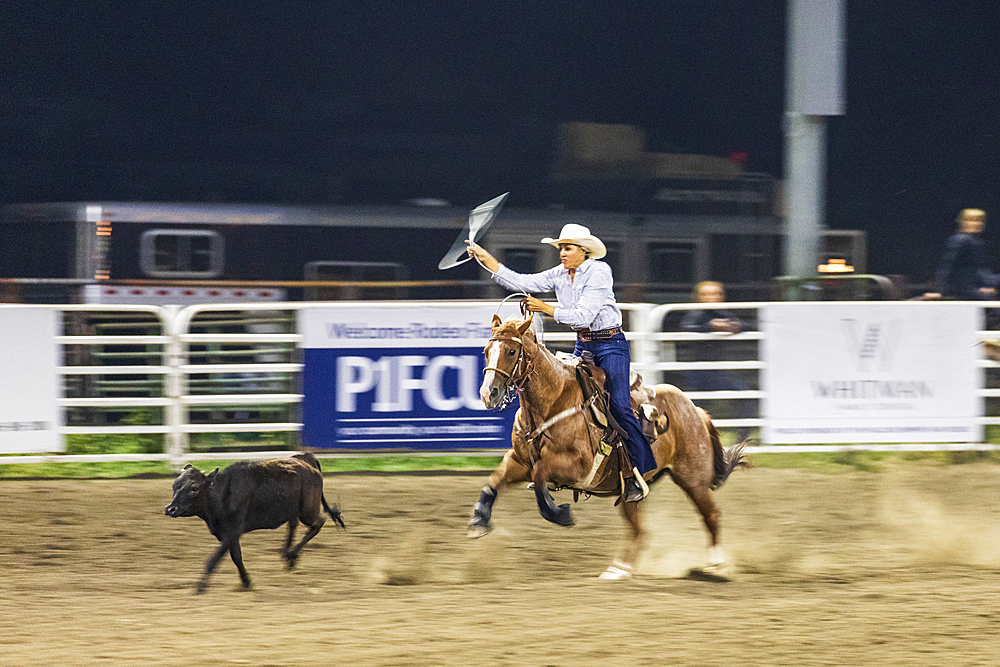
[299,305,516,450]
[0,307,62,453]
[762,302,980,444]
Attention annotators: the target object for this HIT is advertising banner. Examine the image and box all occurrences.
[762,302,980,444]
[0,307,62,453]
[300,305,517,450]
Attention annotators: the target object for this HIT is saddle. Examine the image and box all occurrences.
[556,353,669,501]
[571,352,670,477]
[570,352,668,447]
[629,370,669,443]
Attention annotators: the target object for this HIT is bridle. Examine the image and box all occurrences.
[482,330,534,411]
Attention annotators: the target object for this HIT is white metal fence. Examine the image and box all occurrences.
[3,300,1000,468]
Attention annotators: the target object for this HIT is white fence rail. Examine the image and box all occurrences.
[3,300,1000,468]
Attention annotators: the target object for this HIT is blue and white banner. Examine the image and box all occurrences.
[299,305,516,450]
[762,302,980,444]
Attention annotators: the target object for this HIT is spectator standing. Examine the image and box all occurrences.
[931,208,998,300]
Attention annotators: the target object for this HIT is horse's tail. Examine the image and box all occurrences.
[708,419,752,490]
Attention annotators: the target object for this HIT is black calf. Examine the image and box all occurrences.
[165,452,344,594]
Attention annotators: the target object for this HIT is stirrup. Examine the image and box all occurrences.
[623,479,643,503]
[622,468,648,503]
[632,467,649,497]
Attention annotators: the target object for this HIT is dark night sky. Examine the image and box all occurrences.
[3,1,999,285]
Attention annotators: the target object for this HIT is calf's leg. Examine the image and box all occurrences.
[285,515,326,568]
[228,540,252,589]
[283,518,299,564]
[197,534,250,594]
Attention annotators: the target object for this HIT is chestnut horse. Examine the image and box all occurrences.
[468,315,750,579]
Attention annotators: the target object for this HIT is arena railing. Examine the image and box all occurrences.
[2,304,176,465]
[4,300,1000,469]
[164,301,662,468]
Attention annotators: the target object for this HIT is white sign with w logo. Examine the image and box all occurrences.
[762,302,980,444]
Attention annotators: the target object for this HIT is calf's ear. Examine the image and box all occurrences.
[207,467,219,480]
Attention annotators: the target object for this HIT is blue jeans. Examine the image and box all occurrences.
[574,333,656,475]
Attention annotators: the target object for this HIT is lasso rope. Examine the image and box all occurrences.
[472,247,544,339]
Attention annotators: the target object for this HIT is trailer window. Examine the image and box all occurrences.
[140,230,224,278]
[304,261,408,300]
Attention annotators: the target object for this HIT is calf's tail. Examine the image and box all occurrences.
[322,495,346,530]
[296,452,344,528]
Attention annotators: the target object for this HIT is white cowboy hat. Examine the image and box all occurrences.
[541,223,607,260]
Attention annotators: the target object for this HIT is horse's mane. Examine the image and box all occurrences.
[496,315,530,330]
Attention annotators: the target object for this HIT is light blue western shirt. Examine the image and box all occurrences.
[493,259,622,331]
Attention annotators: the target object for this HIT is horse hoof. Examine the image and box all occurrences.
[555,504,574,527]
[467,523,491,539]
[599,561,633,580]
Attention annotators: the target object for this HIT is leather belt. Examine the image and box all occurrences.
[576,326,622,341]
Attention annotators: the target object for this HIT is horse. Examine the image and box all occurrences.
[467,314,750,580]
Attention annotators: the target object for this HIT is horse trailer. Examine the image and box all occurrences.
[0,199,865,305]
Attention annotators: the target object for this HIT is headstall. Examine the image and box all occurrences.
[482,333,534,410]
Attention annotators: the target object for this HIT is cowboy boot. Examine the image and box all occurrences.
[623,467,649,503]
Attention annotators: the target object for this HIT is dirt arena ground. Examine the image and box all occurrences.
[2,462,1000,666]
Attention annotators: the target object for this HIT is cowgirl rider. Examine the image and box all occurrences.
[467,223,655,502]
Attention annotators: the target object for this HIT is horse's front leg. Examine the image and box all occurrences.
[468,448,531,538]
[600,500,646,580]
[531,456,575,527]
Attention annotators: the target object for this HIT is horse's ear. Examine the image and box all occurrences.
[516,318,533,336]
[492,314,503,330]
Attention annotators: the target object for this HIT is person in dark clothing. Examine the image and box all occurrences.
[679,281,752,442]
[931,208,998,300]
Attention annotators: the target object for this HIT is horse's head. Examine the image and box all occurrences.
[480,314,536,409]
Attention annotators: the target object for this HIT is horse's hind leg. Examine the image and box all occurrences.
[468,449,531,538]
[600,501,645,580]
[684,484,727,571]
